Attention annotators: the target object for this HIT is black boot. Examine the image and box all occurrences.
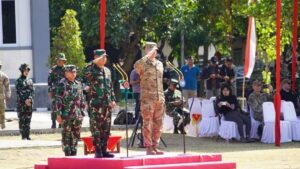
[51,120,56,129]
[173,125,179,134]
[71,150,77,156]
[178,124,186,135]
[65,151,72,156]
[94,147,103,158]
[102,146,114,158]
[21,133,26,140]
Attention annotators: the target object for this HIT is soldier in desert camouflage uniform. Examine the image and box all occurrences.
[0,61,11,129]
[83,49,116,158]
[54,65,85,156]
[134,42,165,155]
[48,53,66,128]
[15,64,34,140]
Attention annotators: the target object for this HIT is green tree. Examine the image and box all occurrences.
[50,9,85,69]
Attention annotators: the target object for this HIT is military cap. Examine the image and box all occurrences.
[94,49,107,57]
[144,42,157,50]
[185,56,193,60]
[252,80,262,86]
[170,79,179,85]
[225,57,233,62]
[64,64,77,72]
[19,63,30,71]
[56,53,67,61]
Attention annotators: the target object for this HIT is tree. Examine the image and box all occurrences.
[50,9,85,69]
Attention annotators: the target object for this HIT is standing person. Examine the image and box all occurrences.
[130,69,141,123]
[15,64,34,140]
[54,65,85,156]
[165,79,189,134]
[0,61,11,129]
[219,57,236,95]
[134,42,165,155]
[201,57,222,99]
[83,49,116,158]
[180,56,200,102]
[48,53,67,128]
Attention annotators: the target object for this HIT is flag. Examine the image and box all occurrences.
[244,16,257,78]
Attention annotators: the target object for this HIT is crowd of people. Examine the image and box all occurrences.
[1,41,300,157]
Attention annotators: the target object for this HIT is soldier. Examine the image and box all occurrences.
[15,64,34,140]
[48,53,67,128]
[165,79,189,134]
[83,49,116,158]
[134,42,165,155]
[54,65,85,156]
[0,61,11,129]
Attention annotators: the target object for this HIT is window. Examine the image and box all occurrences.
[0,0,16,44]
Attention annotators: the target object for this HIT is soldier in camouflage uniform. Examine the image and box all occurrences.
[0,61,11,129]
[83,49,116,158]
[48,53,67,128]
[165,79,189,134]
[15,64,34,140]
[54,65,85,156]
[134,42,165,155]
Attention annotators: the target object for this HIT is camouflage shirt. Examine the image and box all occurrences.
[164,88,183,113]
[15,76,35,112]
[53,78,85,118]
[83,63,115,106]
[134,56,164,102]
[48,65,65,93]
[248,92,273,121]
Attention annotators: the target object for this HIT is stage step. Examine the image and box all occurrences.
[34,164,48,169]
[44,154,222,169]
[124,162,236,169]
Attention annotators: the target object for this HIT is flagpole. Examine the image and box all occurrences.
[241,77,246,110]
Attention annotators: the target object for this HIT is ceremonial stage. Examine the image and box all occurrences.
[34,153,236,169]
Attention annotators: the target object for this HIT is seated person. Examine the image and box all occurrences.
[248,80,273,123]
[165,79,190,134]
[280,79,300,116]
[216,84,252,142]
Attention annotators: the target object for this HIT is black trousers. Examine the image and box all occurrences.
[224,111,251,138]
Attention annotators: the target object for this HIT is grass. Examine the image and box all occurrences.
[0,130,300,169]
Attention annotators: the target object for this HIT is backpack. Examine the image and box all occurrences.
[113,109,135,125]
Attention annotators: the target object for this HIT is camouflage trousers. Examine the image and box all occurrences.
[167,107,190,128]
[0,99,5,127]
[90,106,112,150]
[18,111,32,138]
[61,117,83,155]
[140,100,165,147]
[51,99,57,121]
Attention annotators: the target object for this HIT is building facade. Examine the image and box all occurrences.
[0,0,50,83]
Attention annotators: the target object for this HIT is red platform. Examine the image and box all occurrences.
[34,153,236,169]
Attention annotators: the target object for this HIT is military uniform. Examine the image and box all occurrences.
[48,53,66,128]
[134,42,165,154]
[0,61,11,129]
[164,81,189,134]
[83,49,116,158]
[53,65,85,156]
[15,64,34,139]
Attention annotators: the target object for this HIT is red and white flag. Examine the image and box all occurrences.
[244,16,257,78]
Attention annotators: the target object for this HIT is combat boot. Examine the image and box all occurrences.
[102,146,114,158]
[51,120,56,129]
[146,146,156,155]
[1,123,5,129]
[178,124,186,135]
[21,133,26,140]
[71,150,77,156]
[65,151,72,156]
[173,125,179,134]
[152,146,164,155]
[94,147,103,158]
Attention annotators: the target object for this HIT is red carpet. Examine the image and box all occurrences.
[34,153,236,169]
